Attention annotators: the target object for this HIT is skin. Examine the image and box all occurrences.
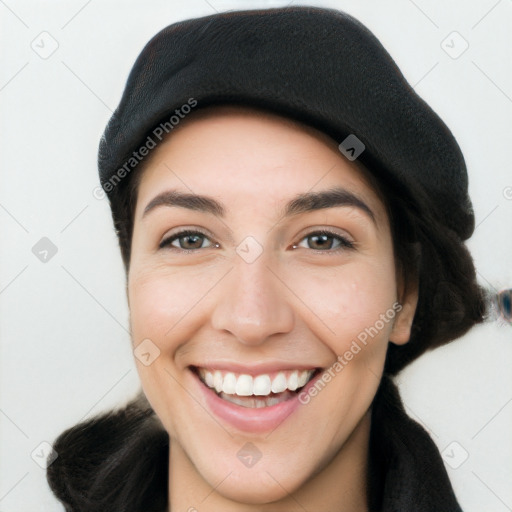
[127,105,418,511]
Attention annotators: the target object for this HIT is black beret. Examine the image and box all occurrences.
[98,5,474,240]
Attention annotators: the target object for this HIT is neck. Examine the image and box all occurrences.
[168,410,371,512]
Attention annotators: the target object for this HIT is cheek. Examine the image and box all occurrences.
[128,265,222,348]
[288,258,397,357]
[127,266,220,433]
[129,277,180,343]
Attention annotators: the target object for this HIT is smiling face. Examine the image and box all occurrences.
[127,105,417,510]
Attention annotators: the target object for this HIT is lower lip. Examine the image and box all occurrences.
[189,368,322,433]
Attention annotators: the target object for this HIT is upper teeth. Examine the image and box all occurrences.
[197,368,316,396]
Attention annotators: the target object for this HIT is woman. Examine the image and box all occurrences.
[47,6,486,511]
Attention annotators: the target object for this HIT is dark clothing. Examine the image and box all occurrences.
[368,375,462,511]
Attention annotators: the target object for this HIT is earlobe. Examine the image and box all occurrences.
[389,288,419,346]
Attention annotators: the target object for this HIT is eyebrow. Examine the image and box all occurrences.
[142,186,376,223]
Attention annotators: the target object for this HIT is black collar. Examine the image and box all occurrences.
[367,375,463,512]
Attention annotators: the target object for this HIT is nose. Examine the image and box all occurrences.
[210,252,295,346]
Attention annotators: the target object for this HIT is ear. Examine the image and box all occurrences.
[389,281,419,346]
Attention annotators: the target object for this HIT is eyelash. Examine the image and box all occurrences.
[159,228,355,253]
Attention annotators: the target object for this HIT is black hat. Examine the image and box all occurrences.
[98,5,475,240]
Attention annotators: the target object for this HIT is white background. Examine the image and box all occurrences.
[0,0,511,510]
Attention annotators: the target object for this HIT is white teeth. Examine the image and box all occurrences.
[204,371,214,388]
[197,367,316,397]
[287,370,299,391]
[253,375,271,396]
[235,374,253,396]
[297,370,310,388]
[271,372,288,393]
[213,370,223,393]
[222,372,237,394]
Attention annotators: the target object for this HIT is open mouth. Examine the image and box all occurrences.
[190,366,322,408]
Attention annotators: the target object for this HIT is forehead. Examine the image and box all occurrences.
[134,105,388,222]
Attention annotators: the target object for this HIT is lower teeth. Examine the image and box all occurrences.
[218,390,296,408]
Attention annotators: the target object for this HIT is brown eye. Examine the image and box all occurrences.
[159,230,215,251]
[295,230,354,251]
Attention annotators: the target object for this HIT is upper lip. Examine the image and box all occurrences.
[189,361,322,376]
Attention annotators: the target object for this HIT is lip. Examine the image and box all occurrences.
[187,366,324,433]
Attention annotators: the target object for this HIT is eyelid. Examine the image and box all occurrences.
[293,225,354,244]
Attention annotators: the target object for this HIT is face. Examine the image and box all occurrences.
[128,106,417,506]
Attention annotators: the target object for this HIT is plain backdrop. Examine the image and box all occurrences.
[1,0,511,510]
